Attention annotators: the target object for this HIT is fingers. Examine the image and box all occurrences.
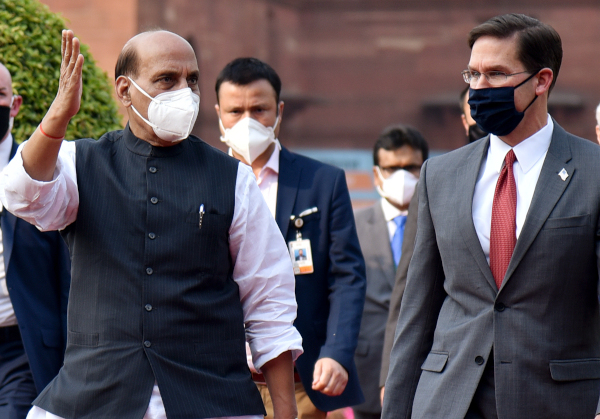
[311,358,348,396]
[52,29,84,123]
[312,360,322,388]
[62,30,73,66]
[61,31,81,77]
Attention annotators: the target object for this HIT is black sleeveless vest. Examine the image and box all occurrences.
[34,127,265,419]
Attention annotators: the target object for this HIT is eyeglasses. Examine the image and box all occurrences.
[379,165,421,176]
[461,69,532,86]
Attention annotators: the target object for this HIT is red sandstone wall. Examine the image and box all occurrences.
[34,1,600,151]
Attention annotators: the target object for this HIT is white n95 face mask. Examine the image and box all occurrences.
[128,77,200,143]
[219,116,279,164]
[375,166,418,207]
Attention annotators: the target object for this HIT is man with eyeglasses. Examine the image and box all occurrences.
[382,13,600,419]
[352,125,428,419]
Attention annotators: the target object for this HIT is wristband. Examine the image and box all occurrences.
[39,123,64,140]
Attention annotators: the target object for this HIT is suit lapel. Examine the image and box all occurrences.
[1,141,20,272]
[371,203,396,285]
[0,212,16,273]
[275,147,302,239]
[457,137,497,290]
[502,122,573,288]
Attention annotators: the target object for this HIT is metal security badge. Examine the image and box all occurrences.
[288,207,318,275]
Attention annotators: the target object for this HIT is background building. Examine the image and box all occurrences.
[39,0,600,204]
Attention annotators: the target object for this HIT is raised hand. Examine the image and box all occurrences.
[46,29,84,135]
[22,29,84,181]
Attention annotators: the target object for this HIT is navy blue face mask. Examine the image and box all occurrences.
[0,106,10,140]
[469,70,539,137]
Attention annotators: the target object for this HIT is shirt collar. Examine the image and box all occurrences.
[261,139,281,175]
[488,114,553,174]
[0,133,14,169]
[380,197,405,222]
[227,140,281,173]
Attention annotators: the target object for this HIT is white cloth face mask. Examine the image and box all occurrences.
[128,77,200,143]
[219,115,279,164]
[375,166,418,207]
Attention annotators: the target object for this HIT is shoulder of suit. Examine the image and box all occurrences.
[562,130,600,153]
[354,203,377,220]
[188,135,239,160]
[424,139,483,170]
[283,147,345,175]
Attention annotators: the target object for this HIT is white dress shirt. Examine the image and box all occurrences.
[255,140,281,218]
[472,114,553,262]
[380,197,408,242]
[0,139,303,419]
[0,133,17,327]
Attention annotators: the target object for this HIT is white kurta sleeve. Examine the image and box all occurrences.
[0,140,79,231]
[229,162,303,370]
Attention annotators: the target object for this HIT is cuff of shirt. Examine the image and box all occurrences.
[249,328,304,371]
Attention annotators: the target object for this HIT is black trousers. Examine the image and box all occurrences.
[0,326,37,419]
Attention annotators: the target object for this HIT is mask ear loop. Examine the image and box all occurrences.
[375,165,385,182]
[127,77,161,130]
[128,77,156,102]
[515,69,542,113]
[128,77,183,135]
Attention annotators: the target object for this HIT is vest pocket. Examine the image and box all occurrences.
[421,351,449,373]
[68,331,99,347]
[549,358,600,381]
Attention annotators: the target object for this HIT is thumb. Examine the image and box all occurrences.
[312,361,322,385]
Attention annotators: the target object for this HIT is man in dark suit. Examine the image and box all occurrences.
[215,57,366,419]
[382,14,600,419]
[352,125,427,419]
[0,63,70,419]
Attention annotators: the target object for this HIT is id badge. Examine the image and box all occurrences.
[289,238,314,275]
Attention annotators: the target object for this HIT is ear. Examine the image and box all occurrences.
[596,125,600,145]
[10,95,22,118]
[372,166,382,189]
[461,114,469,136]
[215,104,225,135]
[274,101,284,138]
[115,76,132,107]
[535,68,553,96]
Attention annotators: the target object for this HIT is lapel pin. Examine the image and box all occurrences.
[558,168,568,181]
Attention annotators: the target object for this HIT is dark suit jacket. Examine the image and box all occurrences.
[382,123,600,418]
[1,141,70,393]
[275,146,366,411]
[379,192,418,388]
[353,202,396,413]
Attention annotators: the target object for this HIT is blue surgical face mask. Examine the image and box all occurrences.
[468,70,539,136]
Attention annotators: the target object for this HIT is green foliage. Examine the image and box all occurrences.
[0,0,122,142]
